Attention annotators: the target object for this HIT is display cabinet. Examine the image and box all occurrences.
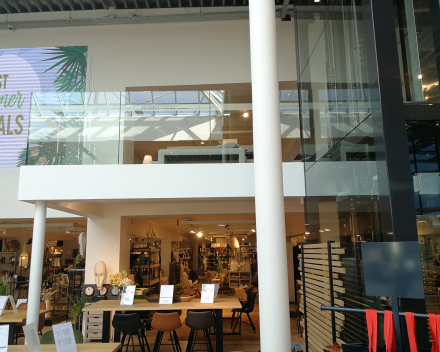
[129,244,161,289]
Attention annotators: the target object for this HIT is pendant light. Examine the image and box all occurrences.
[19,234,29,267]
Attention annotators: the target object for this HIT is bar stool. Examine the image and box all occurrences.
[185,310,215,352]
[151,312,182,352]
[112,313,149,352]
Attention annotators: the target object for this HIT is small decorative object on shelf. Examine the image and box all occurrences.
[109,270,134,298]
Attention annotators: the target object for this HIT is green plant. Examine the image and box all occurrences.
[41,46,88,93]
[65,290,91,326]
[76,254,83,263]
[0,278,10,296]
[173,284,186,297]
[216,256,224,275]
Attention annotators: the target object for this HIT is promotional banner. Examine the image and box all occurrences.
[0,46,87,168]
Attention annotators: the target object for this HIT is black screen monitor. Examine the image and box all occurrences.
[361,241,425,299]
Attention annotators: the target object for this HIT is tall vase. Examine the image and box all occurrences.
[45,298,51,318]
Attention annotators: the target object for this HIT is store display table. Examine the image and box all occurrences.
[0,310,49,345]
[9,343,122,351]
[83,298,241,352]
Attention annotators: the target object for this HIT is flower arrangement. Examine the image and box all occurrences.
[109,270,133,289]
[41,287,58,301]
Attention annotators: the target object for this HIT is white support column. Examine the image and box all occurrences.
[26,201,47,328]
[249,1,291,351]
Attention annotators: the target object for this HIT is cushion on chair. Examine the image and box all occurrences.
[151,312,182,332]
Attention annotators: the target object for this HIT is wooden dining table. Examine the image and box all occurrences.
[83,298,242,352]
[0,309,49,345]
[9,343,122,351]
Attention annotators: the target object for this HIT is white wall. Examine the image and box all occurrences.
[0,168,81,220]
[18,163,306,207]
[0,20,296,91]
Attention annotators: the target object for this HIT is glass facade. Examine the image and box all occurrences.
[26,90,300,165]
[295,0,418,346]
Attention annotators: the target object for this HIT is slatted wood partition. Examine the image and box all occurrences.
[298,243,346,352]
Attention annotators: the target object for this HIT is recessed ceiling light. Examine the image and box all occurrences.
[305,232,310,235]
[418,74,423,79]
[251,229,256,232]
[243,112,249,118]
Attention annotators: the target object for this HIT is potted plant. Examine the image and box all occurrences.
[65,290,91,330]
[76,254,84,269]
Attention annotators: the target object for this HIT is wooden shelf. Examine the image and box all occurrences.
[179,257,191,261]
[176,248,191,251]
[150,279,160,285]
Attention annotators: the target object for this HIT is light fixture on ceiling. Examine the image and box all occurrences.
[314,0,320,2]
[143,155,153,164]
[19,250,28,267]
[243,112,249,118]
[418,74,423,79]
[305,232,310,235]
[2,229,5,235]
[196,232,203,238]
[325,229,331,232]
[319,229,324,232]
[251,229,255,232]
[190,230,196,234]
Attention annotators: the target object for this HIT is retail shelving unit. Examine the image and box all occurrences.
[129,245,161,288]
[0,252,19,275]
[228,271,251,287]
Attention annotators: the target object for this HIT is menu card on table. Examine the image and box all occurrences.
[120,285,136,306]
[214,284,220,298]
[159,285,174,304]
[201,284,215,304]
[52,322,77,352]
[22,322,42,352]
[0,325,8,351]
[0,297,8,317]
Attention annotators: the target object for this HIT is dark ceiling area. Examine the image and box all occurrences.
[0,0,297,14]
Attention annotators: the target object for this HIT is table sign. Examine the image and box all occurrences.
[22,322,42,352]
[0,325,8,351]
[8,296,17,313]
[159,285,174,304]
[214,284,220,299]
[0,297,8,317]
[52,322,77,352]
[16,299,27,308]
[200,284,215,304]
[120,285,136,306]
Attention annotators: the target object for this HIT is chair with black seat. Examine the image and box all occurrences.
[231,291,258,334]
[185,310,215,352]
[133,310,152,350]
[151,311,182,352]
[112,313,149,352]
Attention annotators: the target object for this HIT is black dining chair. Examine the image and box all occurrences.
[112,313,149,352]
[185,310,216,352]
[230,291,258,334]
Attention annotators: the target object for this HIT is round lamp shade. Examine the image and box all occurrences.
[143,155,153,164]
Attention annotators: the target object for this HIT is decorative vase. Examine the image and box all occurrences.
[45,298,51,318]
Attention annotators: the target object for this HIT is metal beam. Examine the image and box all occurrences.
[44,0,54,11]
[21,0,33,12]
[78,0,85,10]
[66,0,75,11]
[133,0,139,8]
[0,0,12,13]
[145,0,149,7]
[281,0,289,19]
[55,0,64,11]
[8,0,22,12]
[121,0,128,8]
[156,0,159,7]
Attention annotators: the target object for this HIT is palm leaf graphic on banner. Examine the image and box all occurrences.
[42,46,87,92]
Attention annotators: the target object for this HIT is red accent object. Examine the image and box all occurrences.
[429,314,438,352]
[405,312,418,352]
[366,309,377,352]
[384,310,396,352]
